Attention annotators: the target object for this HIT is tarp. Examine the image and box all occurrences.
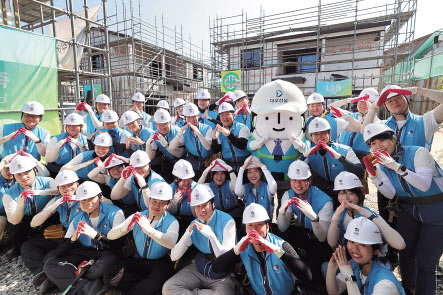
[413,52,443,80]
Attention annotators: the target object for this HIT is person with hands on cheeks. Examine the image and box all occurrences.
[0,101,50,161]
[211,102,251,172]
[169,103,213,178]
[235,155,277,219]
[232,89,252,130]
[171,98,187,128]
[304,117,364,199]
[363,123,443,295]
[162,184,236,295]
[43,181,125,295]
[146,109,182,183]
[278,160,333,289]
[104,182,179,295]
[121,110,155,155]
[61,132,112,180]
[212,203,312,295]
[198,159,241,223]
[77,94,111,136]
[326,217,406,295]
[45,113,88,177]
[3,155,57,257]
[110,150,164,211]
[195,89,218,129]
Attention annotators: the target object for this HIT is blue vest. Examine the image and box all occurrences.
[288,186,332,231]
[175,117,186,128]
[130,170,165,210]
[2,123,49,161]
[308,143,350,181]
[351,259,405,295]
[0,175,14,214]
[86,112,102,136]
[209,181,237,212]
[5,177,53,216]
[199,109,218,129]
[183,123,212,158]
[384,112,428,149]
[71,202,122,249]
[133,210,177,259]
[128,127,155,152]
[54,195,82,229]
[219,121,250,162]
[191,209,234,254]
[109,177,135,205]
[339,112,370,154]
[234,112,252,130]
[240,233,295,295]
[51,132,88,165]
[244,181,273,218]
[76,150,110,180]
[154,126,180,160]
[170,181,197,217]
[306,114,339,142]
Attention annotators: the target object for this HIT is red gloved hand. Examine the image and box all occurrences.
[285,198,298,212]
[61,136,73,148]
[75,261,90,276]
[238,235,253,253]
[128,212,143,230]
[76,102,88,111]
[351,94,369,103]
[62,194,76,203]
[211,160,228,172]
[363,155,377,178]
[104,154,116,167]
[329,106,343,118]
[94,157,101,166]
[122,165,134,179]
[21,190,34,202]
[10,128,26,140]
[235,104,250,115]
[149,132,160,144]
[303,142,322,157]
[377,89,412,107]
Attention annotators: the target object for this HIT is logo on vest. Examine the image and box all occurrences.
[273,264,280,270]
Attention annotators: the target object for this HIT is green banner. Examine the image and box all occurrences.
[0,25,59,137]
[316,79,352,97]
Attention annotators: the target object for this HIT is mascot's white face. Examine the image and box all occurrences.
[254,111,303,140]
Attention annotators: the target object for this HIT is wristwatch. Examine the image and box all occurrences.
[35,139,42,144]
[345,275,357,282]
[398,165,408,175]
[368,213,378,221]
[312,216,320,223]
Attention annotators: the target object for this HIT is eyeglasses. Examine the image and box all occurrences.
[385,95,404,105]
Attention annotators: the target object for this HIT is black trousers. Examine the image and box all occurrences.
[6,215,44,253]
[103,255,173,295]
[21,237,63,274]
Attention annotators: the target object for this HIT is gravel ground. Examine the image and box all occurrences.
[1,132,442,295]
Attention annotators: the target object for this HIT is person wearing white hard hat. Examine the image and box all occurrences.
[232,89,252,130]
[195,89,218,129]
[212,203,312,295]
[146,109,181,183]
[45,113,88,177]
[216,91,233,105]
[169,103,213,178]
[104,182,178,294]
[0,101,50,161]
[0,155,16,246]
[111,150,164,212]
[303,117,363,198]
[3,155,57,257]
[326,217,406,295]
[120,110,156,155]
[149,100,171,131]
[212,102,251,172]
[171,98,187,128]
[277,159,333,289]
[363,123,443,295]
[129,92,152,128]
[76,94,111,136]
[361,85,443,151]
[198,159,241,223]
[163,184,236,295]
[305,92,363,143]
[234,156,277,219]
[43,181,125,294]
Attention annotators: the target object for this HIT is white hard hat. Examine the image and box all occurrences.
[9,155,37,174]
[197,89,211,100]
[172,159,195,179]
[55,170,79,187]
[174,98,186,108]
[130,150,151,167]
[64,113,84,125]
[306,93,325,105]
[182,103,200,117]
[104,155,126,169]
[22,101,44,115]
[233,90,247,102]
[122,111,141,125]
[93,132,113,147]
[132,92,145,102]
[154,109,171,124]
[210,159,229,172]
[243,203,270,224]
[95,94,111,104]
[308,117,331,134]
[218,102,235,114]
[75,181,102,201]
[251,80,307,114]
[358,88,379,103]
[150,182,173,201]
[244,156,262,170]
[344,217,383,245]
[157,100,170,109]
[287,160,312,180]
[190,184,214,206]
[101,110,119,123]
[334,171,363,191]
[380,85,404,100]
[363,123,395,145]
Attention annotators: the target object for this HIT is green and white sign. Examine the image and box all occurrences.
[221,70,241,93]
[316,79,352,97]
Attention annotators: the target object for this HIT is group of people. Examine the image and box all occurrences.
[0,82,442,295]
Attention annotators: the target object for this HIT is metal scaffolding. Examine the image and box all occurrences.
[210,0,417,100]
